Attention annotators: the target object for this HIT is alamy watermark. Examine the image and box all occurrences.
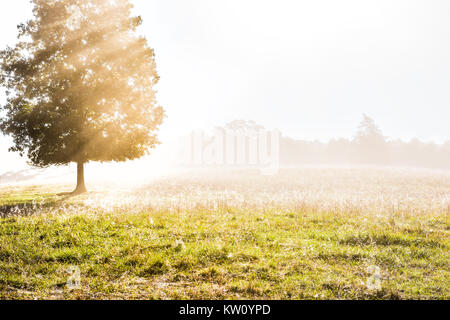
[366,265,382,291]
[66,266,81,290]
[173,128,281,175]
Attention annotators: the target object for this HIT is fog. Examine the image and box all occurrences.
[1,0,449,184]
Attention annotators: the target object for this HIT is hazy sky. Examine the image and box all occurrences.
[1,0,449,171]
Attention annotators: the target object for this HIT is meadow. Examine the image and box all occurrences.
[0,168,449,300]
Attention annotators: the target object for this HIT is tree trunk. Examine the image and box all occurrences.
[73,162,87,194]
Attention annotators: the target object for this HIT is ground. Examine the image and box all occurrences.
[0,168,449,300]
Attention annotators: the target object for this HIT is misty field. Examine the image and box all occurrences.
[0,168,449,300]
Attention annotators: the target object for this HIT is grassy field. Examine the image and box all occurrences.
[0,168,449,300]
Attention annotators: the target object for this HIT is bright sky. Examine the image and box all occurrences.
[1,0,450,173]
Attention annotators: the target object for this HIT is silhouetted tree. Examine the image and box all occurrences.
[355,114,385,144]
[354,114,387,164]
[0,0,164,193]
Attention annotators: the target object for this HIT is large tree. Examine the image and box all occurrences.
[0,0,164,193]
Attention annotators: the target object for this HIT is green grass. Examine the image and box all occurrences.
[0,169,449,300]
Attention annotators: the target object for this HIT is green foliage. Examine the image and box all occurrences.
[0,0,164,167]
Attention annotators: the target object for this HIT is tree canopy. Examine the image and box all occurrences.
[0,0,164,171]
[355,114,385,145]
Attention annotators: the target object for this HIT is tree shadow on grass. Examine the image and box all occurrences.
[0,192,81,218]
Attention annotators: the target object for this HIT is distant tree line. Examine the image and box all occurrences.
[280,115,450,169]
[224,117,450,170]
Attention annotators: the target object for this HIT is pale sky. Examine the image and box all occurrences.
[1,0,450,173]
